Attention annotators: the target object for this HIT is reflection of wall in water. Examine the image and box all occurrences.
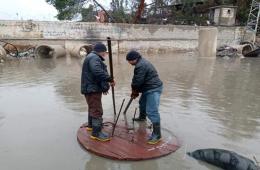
[35,58,56,73]
[0,111,5,127]
[141,53,260,141]
[53,58,86,113]
[195,58,260,140]
[0,59,54,86]
[84,152,159,170]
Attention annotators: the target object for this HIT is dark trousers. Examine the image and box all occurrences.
[85,93,103,118]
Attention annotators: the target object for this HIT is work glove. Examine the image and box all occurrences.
[107,76,115,87]
[103,91,109,95]
[131,89,139,99]
[109,79,116,87]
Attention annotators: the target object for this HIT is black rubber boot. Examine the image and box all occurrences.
[132,112,147,122]
[147,122,161,145]
[86,114,93,131]
[90,118,110,142]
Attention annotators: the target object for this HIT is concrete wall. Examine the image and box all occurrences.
[0,20,245,53]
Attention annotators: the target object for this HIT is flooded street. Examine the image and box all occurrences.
[1,53,260,170]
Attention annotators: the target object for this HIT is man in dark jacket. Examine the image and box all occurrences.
[81,42,114,142]
[126,50,163,144]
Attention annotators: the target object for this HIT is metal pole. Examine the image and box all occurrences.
[123,98,134,115]
[132,108,137,130]
[111,99,125,136]
[123,97,134,130]
[253,3,260,44]
[107,37,117,122]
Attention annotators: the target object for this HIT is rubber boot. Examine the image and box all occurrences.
[86,114,93,131]
[147,122,161,145]
[132,112,146,122]
[90,118,110,142]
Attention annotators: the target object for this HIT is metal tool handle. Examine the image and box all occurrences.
[111,99,125,136]
[107,37,116,121]
[123,97,134,115]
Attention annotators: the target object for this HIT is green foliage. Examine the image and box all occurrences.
[46,0,251,25]
[236,0,251,25]
[111,10,130,23]
[110,0,132,23]
[46,0,79,20]
[81,5,95,22]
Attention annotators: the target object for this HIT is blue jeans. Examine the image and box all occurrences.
[139,86,163,124]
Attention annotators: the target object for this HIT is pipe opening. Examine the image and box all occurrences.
[79,45,93,57]
[242,44,253,55]
[35,45,54,58]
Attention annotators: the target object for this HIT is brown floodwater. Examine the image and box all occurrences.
[0,52,260,170]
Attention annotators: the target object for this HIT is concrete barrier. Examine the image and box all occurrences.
[0,46,7,61]
[34,45,66,58]
[199,27,218,57]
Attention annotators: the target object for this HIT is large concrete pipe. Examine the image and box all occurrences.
[231,44,253,56]
[66,44,93,58]
[34,45,66,58]
[199,27,218,58]
[0,46,7,62]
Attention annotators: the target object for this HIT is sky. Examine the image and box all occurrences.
[0,0,151,21]
[0,0,112,21]
[0,0,58,21]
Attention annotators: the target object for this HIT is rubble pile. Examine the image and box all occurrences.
[217,45,239,58]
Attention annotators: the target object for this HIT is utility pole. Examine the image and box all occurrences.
[245,0,260,44]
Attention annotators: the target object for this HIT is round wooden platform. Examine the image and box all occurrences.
[77,120,180,160]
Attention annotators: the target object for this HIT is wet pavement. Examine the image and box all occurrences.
[0,53,260,170]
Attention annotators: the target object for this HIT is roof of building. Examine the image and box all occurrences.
[209,5,238,9]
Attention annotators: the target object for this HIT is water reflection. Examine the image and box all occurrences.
[0,53,259,170]
[204,58,260,140]
[148,54,260,142]
[35,58,56,73]
[85,155,108,170]
[85,155,159,170]
[0,58,55,87]
[0,112,4,127]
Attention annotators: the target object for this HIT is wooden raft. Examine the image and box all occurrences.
[77,120,180,160]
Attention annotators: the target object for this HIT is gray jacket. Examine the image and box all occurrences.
[132,57,163,93]
[81,52,111,94]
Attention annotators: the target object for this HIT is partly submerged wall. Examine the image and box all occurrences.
[0,20,245,53]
